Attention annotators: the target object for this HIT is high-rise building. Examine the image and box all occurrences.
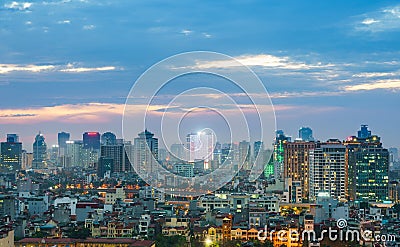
[83,132,100,150]
[82,132,100,169]
[212,142,222,166]
[57,132,70,166]
[254,141,264,159]
[238,140,250,170]
[389,147,398,165]
[158,148,167,162]
[82,147,99,169]
[221,143,234,165]
[357,124,371,138]
[0,134,22,172]
[63,140,84,167]
[100,142,132,173]
[6,134,19,143]
[0,195,15,220]
[21,151,33,170]
[133,130,158,175]
[173,163,194,177]
[283,178,302,203]
[58,132,70,150]
[284,141,316,201]
[49,145,59,164]
[97,157,113,178]
[274,130,291,179]
[309,140,346,202]
[32,132,47,169]
[186,131,214,169]
[299,127,314,141]
[344,125,389,202]
[101,132,117,145]
[254,141,270,178]
[170,143,185,163]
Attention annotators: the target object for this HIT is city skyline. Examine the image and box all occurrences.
[1,1,400,246]
[0,124,396,155]
[1,1,400,149]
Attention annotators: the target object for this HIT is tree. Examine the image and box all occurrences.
[263,240,274,247]
[155,235,187,247]
[31,231,48,238]
[65,228,91,239]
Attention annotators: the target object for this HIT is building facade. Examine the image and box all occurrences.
[133,130,158,175]
[32,133,47,169]
[344,125,389,202]
[309,141,346,202]
[284,141,315,201]
[0,134,22,172]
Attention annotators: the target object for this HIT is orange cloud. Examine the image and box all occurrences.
[0,103,124,124]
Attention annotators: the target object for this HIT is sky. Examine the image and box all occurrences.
[0,0,400,151]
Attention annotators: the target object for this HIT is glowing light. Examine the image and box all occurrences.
[205,238,213,246]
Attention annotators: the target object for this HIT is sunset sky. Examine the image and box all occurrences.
[1,0,399,150]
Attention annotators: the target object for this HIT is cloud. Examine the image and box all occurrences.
[355,5,400,32]
[202,32,212,38]
[0,64,55,74]
[0,63,118,74]
[0,113,36,118]
[180,29,193,36]
[60,64,116,73]
[185,54,333,70]
[361,18,380,25]
[83,24,96,30]
[0,103,124,124]
[352,72,397,78]
[344,79,400,91]
[57,20,71,24]
[4,1,32,10]
[269,91,347,98]
[154,91,347,101]
[41,0,75,6]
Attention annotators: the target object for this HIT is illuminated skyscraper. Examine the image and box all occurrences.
[309,140,346,202]
[133,130,158,174]
[344,125,389,202]
[32,132,47,169]
[284,140,316,201]
[173,163,194,177]
[83,132,100,150]
[0,134,22,172]
[82,132,100,168]
[274,130,291,179]
[221,143,234,165]
[100,141,132,173]
[186,131,215,169]
[98,157,113,178]
[64,140,84,167]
